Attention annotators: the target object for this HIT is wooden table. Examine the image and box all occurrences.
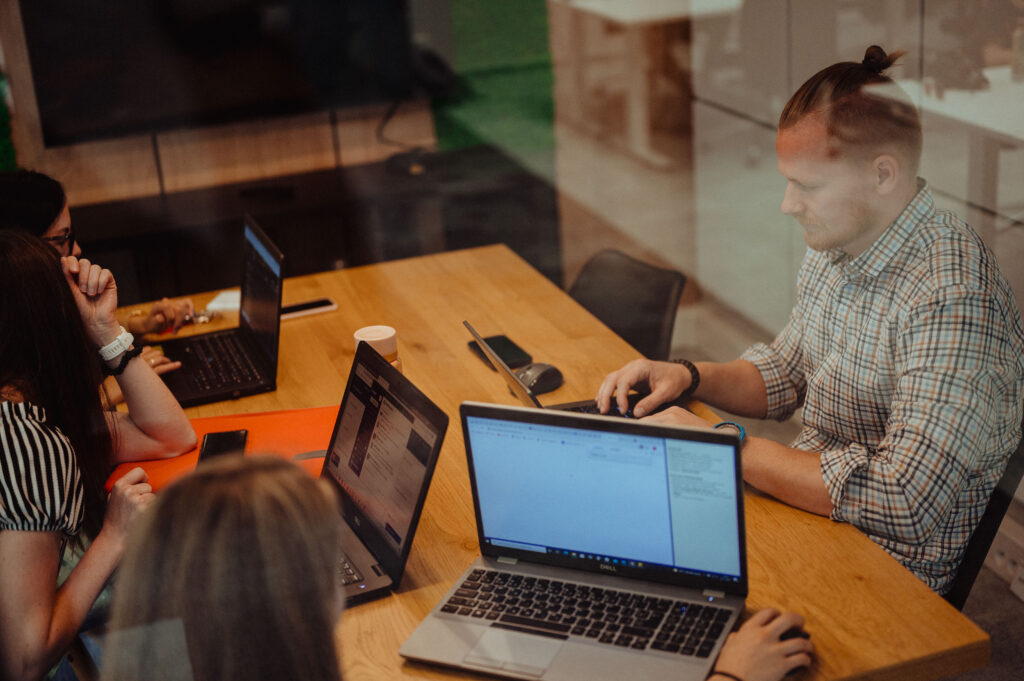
[130,244,988,681]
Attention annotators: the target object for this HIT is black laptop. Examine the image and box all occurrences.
[318,341,449,604]
[160,216,283,407]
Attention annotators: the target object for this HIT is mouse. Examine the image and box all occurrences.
[515,362,563,395]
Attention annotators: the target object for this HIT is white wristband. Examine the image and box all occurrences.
[98,327,134,362]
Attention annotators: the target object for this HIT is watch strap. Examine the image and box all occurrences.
[670,358,700,398]
[98,327,134,361]
[102,345,143,377]
[713,420,746,442]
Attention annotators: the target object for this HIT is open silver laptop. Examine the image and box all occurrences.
[400,402,747,681]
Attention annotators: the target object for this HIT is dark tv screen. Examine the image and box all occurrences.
[19,0,413,147]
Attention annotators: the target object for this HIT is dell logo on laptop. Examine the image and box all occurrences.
[600,563,617,573]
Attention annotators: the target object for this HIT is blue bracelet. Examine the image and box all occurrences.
[713,421,746,442]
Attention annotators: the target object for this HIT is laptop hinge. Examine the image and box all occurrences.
[497,556,518,565]
[702,589,726,600]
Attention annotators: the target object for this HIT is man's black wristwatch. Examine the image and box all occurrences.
[670,358,700,399]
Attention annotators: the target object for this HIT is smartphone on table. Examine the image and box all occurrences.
[281,298,337,320]
[197,429,248,465]
[468,334,532,370]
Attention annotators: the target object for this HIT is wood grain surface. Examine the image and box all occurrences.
[125,244,988,681]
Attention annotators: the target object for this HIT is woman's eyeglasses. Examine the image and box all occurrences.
[42,227,75,254]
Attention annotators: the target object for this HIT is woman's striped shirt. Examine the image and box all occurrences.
[0,400,83,536]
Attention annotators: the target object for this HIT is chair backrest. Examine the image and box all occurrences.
[943,415,1024,610]
[568,249,686,361]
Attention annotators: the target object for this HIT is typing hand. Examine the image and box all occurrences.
[140,346,182,375]
[595,359,692,418]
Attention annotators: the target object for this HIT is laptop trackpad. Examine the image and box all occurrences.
[464,628,562,677]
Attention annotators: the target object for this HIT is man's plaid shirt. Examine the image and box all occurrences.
[743,182,1024,593]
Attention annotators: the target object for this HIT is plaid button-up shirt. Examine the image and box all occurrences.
[743,181,1024,593]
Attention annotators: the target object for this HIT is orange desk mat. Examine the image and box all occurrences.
[106,405,339,492]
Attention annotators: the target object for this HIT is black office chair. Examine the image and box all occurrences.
[568,249,687,361]
[943,415,1024,610]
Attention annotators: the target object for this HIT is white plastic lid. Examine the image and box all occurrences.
[353,325,398,357]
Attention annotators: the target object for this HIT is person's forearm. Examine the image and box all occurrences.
[111,349,196,460]
[6,531,122,681]
[102,376,124,407]
[46,531,122,662]
[692,359,769,418]
[741,436,833,516]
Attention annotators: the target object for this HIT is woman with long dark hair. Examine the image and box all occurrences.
[0,231,195,681]
[0,169,196,336]
[0,170,194,406]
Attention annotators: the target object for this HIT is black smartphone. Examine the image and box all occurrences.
[198,429,248,464]
[281,298,337,320]
[468,335,532,370]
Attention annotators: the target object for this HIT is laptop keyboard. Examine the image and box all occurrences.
[184,334,262,392]
[339,553,364,585]
[441,569,731,657]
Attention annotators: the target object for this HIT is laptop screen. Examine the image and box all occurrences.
[321,343,448,567]
[239,218,284,366]
[462,403,746,592]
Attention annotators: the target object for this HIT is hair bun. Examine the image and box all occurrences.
[862,45,903,74]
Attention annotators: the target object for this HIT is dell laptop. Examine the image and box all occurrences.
[319,341,449,604]
[160,216,284,407]
[401,402,746,681]
[464,320,649,417]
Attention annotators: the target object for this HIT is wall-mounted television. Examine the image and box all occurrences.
[19,0,414,147]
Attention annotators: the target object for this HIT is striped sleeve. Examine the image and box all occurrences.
[0,403,84,535]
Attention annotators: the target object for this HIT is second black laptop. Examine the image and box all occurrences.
[159,215,284,407]
[319,341,449,604]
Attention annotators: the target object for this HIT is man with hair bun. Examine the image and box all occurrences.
[598,46,1024,595]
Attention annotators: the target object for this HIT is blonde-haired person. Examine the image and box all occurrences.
[102,456,344,681]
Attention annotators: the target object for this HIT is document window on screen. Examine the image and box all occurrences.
[466,417,741,579]
[326,363,437,551]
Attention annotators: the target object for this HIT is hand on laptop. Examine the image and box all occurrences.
[596,359,692,417]
[137,345,182,375]
[711,609,814,681]
[103,346,183,406]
